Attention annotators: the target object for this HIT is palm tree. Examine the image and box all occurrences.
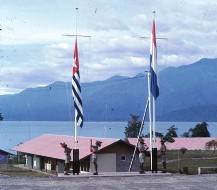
[165,125,178,137]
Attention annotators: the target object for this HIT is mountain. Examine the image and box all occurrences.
[0,58,217,122]
[157,58,217,121]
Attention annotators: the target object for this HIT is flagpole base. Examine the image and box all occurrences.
[151,148,158,173]
[73,149,80,175]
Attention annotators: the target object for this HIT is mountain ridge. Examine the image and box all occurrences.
[0,58,217,122]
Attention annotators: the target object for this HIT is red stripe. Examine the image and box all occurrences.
[152,19,157,49]
[72,38,79,76]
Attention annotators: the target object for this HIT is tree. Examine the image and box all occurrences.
[182,122,210,137]
[144,132,163,138]
[182,132,190,137]
[162,125,177,143]
[165,125,178,137]
[191,122,210,137]
[205,140,217,152]
[0,113,3,121]
[144,125,176,143]
[124,114,142,138]
[180,147,187,154]
[162,135,175,143]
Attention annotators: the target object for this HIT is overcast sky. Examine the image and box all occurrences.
[0,0,217,94]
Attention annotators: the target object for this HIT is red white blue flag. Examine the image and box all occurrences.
[72,38,83,128]
[150,18,159,99]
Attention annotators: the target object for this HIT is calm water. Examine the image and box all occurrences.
[0,121,216,153]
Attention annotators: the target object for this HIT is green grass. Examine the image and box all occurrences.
[165,158,216,174]
[144,150,217,175]
[0,164,54,177]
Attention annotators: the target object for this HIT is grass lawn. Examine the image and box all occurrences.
[144,150,217,175]
[165,158,217,174]
[0,164,55,177]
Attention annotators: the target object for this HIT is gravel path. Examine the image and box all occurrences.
[0,174,217,190]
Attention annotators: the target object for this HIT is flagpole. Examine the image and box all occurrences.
[128,98,149,172]
[148,71,153,170]
[63,8,90,150]
[152,11,156,150]
[153,97,156,148]
[150,11,158,172]
[74,7,79,150]
[64,7,91,175]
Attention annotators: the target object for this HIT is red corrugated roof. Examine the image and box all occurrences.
[12,134,119,160]
[12,135,217,161]
[128,137,217,150]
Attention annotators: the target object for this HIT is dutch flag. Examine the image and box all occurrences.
[150,18,159,99]
[72,38,83,128]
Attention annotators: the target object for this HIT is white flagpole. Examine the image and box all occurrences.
[150,11,158,172]
[148,71,153,170]
[65,8,90,150]
[128,98,149,172]
[65,7,90,175]
[152,11,156,150]
[74,7,79,150]
[153,97,156,148]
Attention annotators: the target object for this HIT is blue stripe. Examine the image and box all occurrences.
[150,66,159,99]
[72,71,83,128]
[72,79,82,105]
[73,72,81,92]
[74,103,83,127]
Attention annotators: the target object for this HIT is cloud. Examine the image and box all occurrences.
[1,0,217,95]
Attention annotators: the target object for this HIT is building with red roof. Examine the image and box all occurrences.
[12,135,216,175]
[128,137,217,150]
[12,134,140,175]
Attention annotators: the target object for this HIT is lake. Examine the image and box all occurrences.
[0,121,216,153]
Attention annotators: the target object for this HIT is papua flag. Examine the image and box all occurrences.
[150,18,159,99]
[72,38,83,128]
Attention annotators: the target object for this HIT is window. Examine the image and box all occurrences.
[120,155,126,161]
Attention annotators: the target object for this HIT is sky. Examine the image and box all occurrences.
[0,0,217,95]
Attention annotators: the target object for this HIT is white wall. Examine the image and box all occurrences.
[57,161,65,173]
[33,155,40,169]
[26,155,32,168]
[46,163,51,170]
[90,153,116,173]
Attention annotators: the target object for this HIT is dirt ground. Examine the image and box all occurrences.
[0,173,217,190]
